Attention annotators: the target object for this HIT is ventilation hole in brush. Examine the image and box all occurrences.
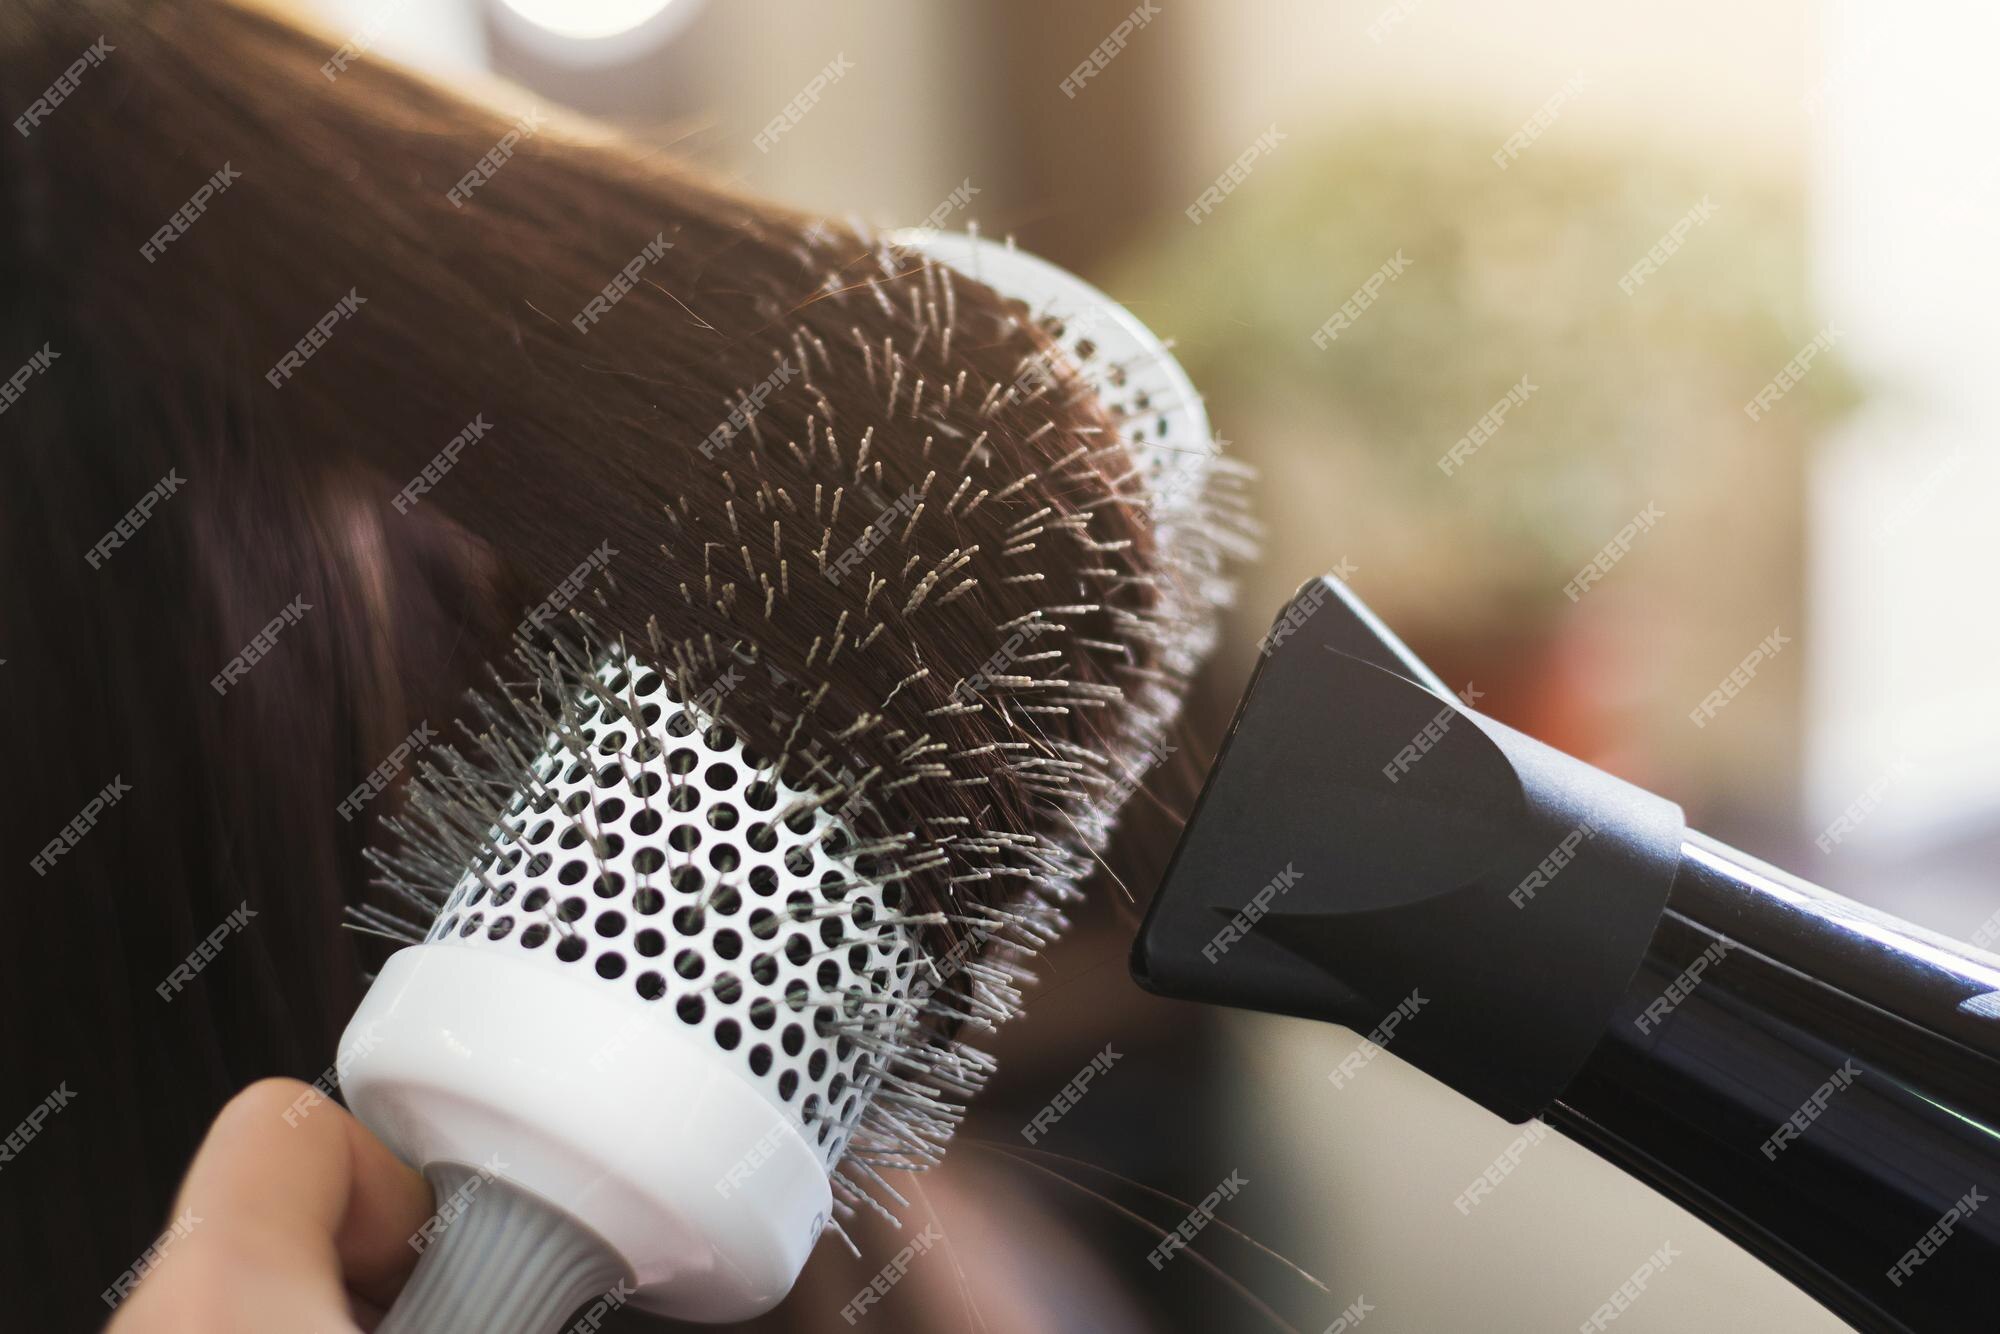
[525,852,552,877]
[673,905,704,936]
[668,824,700,853]
[635,928,665,957]
[631,808,663,836]
[460,914,484,938]
[557,896,586,923]
[633,847,666,875]
[677,994,705,1024]
[808,1050,829,1082]
[749,865,778,897]
[781,1025,805,1057]
[749,1043,773,1074]
[636,971,666,1000]
[593,873,624,899]
[671,866,704,895]
[713,929,743,960]
[665,712,695,738]
[528,820,554,845]
[594,797,626,823]
[594,911,626,938]
[490,883,516,908]
[784,846,813,877]
[558,860,587,886]
[521,922,549,948]
[750,910,779,940]
[555,935,585,963]
[745,781,777,811]
[708,803,740,833]
[558,826,585,852]
[747,823,778,853]
[595,952,626,980]
[666,746,697,773]
[711,884,742,915]
[667,786,699,813]
[674,949,705,980]
[715,1018,742,1051]
[632,887,664,916]
[777,1070,798,1102]
[488,917,515,941]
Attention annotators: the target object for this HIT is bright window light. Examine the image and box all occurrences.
[495,0,676,42]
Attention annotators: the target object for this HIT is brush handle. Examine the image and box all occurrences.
[1549,833,2000,1334]
[375,1164,629,1334]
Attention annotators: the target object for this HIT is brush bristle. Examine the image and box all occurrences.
[356,236,1252,1230]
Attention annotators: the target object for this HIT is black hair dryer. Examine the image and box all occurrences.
[1133,574,2000,1334]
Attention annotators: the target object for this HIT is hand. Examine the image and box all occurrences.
[106,1078,435,1333]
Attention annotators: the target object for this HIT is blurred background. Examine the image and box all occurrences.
[286,1,2000,1329]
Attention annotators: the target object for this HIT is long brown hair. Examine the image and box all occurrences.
[0,1,1202,1326]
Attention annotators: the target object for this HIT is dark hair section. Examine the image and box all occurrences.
[0,1,1204,1326]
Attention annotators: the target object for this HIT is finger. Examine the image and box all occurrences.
[108,1077,433,1332]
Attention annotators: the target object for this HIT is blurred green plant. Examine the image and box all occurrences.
[1110,121,1860,623]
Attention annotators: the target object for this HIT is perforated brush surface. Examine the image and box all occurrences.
[358,231,1251,1230]
[413,652,924,1174]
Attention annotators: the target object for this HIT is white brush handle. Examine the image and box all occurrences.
[341,947,833,1322]
[377,1164,627,1334]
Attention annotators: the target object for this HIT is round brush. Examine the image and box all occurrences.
[337,231,1243,1330]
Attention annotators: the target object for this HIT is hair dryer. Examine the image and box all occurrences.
[1134,573,2000,1334]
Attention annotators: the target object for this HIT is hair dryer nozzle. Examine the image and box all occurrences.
[1132,574,1685,1122]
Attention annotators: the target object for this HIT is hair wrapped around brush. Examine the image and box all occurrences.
[0,0,1247,1313]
